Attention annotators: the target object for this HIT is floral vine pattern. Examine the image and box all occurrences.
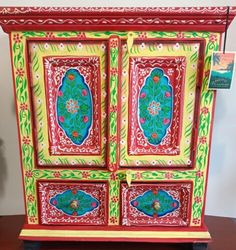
[107,37,120,173]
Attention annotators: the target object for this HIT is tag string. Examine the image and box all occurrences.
[223,6,230,54]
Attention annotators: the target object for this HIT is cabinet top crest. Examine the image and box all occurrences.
[0,6,235,32]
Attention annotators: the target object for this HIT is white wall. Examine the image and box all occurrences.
[0,0,236,218]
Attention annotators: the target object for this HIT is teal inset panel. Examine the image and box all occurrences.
[131,189,179,217]
[56,69,92,145]
[138,68,173,145]
[50,189,99,216]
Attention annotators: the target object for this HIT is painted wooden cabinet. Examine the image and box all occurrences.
[0,6,235,247]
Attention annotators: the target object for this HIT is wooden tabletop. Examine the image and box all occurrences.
[0,215,235,250]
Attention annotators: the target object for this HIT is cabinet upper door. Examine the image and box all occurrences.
[120,36,204,168]
[27,39,108,167]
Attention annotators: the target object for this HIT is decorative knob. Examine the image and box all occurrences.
[70,200,79,209]
[153,201,160,211]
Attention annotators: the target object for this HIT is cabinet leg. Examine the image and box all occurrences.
[23,240,41,250]
[192,243,208,250]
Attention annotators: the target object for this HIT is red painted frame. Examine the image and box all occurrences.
[0,6,235,32]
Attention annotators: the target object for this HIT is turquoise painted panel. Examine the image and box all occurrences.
[50,189,99,216]
[57,68,92,145]
[131,189,179,217]
[138,68,173,145]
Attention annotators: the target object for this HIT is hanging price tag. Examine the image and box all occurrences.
[208,52,235,90]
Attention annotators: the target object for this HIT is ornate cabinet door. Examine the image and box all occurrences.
[0,6,235,245]
[28,38,107,168]
[120,36,203,167]
[118,32,215,228]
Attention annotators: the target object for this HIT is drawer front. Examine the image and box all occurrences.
[38,181,108,225]
[121,182,192,226]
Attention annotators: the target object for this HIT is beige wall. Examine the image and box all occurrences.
[0,0,236,217]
